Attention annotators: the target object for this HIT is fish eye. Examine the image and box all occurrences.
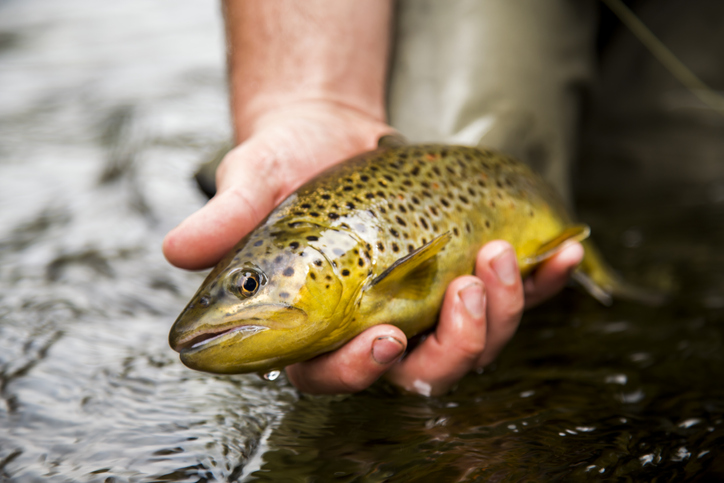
[230,269,263,298]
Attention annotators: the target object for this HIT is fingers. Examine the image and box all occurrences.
[285,325,407,394]
[523,241,584,308]
[473,241,525,368]
[384,276,488,396]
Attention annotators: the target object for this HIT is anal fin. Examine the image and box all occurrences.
[520,224,591,274]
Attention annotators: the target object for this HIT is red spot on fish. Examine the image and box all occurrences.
[432,182,439,189]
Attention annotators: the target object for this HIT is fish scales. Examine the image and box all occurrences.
[169,143,641,375]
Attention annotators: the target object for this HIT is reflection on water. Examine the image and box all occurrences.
[0,1,723,481]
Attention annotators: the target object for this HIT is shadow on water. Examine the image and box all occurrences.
[0,0,723,482]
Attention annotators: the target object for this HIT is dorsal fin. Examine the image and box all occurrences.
[377,133,409,149]
[368,232,451,300]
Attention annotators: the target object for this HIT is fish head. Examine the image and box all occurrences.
[169,222,368,374]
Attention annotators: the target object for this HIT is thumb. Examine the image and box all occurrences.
[162,140,282,270]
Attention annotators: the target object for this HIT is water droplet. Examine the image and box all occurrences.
[261,370,280,381]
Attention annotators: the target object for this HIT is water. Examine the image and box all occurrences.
[1,1,723,481]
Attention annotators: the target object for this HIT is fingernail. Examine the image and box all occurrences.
[372,336,405,365]
[459,282,485,319]
[491,247,518,286]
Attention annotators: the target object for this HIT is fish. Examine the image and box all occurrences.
[169,137,656,375]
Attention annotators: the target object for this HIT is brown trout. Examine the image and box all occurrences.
[169,140,650,375]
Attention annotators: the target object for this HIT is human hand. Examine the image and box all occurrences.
[286,240,584,396]
[162,101,395,269]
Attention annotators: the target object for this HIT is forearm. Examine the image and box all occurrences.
[223,0,392,142]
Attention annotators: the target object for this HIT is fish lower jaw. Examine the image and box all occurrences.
[176,325,268,354]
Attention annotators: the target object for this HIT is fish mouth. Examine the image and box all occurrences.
[169,303,308,354]
[174,324,268,354]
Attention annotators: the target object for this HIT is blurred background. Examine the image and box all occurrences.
[0,0,723,481]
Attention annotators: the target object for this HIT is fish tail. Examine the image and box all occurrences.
[574,240,666,306]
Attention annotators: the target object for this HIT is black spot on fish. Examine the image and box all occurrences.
[446,166,456,175]
[199,296,210,308]
[377,242,384,252]
[314,259,323,267]
[430,206,439,216]
[478,179,487,188]
[383,174,394,182]
[378,180,388,188]
[358,258,364,267]
[485,220,491,228]
[310,212,320,217]
[496,181,503,188]
[361,175,369,182]
[392,243,399,252]
[411,166,420,176]
[465,222,471,233]
[306,236,318,241]
[440,199,450,208]
[310,272,316,280]
[468,187,476,197]
[301,203,311,209]
[275,255,283,263]
[421,181,430,189]
[395,216,407,227]
[403,180,413,187]
[283,267,295,277]
[441,149,448,158]
[326,275,332,281]
[366,193,375,199]
[459,195,469,204]
[453,227,459,237]
[254,240,263,247]
[346,202,355,210]
[420,218,429,230]
[380,207,387,214]
[321,194,331,200]
[341,269,350,276]
[390,228,399,238]
[343,186,353,191]
[293,211,305,216]
[290,241,300,250]
[407,244,414,253]
[368,210,376,218]
[328,213,339,220]
[399,205,407,213]
[433,166,441,176]
[421,237,427,244]
[326,284,330,289]
[376,190,385,197]
[412,196,420,205]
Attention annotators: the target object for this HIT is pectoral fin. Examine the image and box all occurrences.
[519,224,591,275]
[368,232,451,300]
